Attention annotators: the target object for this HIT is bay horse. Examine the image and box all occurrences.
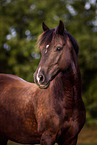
[0,20,85,145]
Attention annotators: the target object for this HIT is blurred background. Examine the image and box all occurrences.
[0,0,97,144]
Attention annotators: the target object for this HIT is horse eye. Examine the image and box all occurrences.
[56,47,63,51]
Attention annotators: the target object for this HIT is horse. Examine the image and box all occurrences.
[0,20,85,145]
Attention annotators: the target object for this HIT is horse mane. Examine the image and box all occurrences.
[37,29,79,56]
[37,29,54,47]
[66,32,79,56]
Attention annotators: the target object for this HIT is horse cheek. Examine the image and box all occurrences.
[58,53,66,71]
[59,51,71,71]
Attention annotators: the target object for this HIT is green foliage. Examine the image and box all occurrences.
[0,0,97,122]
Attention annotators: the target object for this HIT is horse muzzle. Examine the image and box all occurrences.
[33,67,50,89]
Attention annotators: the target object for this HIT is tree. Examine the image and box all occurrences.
[0,0,97,122]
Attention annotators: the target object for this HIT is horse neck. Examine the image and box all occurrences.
[50,58,82,108]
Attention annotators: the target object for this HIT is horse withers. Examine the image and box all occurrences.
[0,21,85,145]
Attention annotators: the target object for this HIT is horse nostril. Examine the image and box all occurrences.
[39,75,44,83]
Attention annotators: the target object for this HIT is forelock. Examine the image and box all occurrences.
[37,29,55,48]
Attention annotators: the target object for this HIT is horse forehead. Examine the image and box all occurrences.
[53,35,65,44]
[42,34,66,50]
[46,44,49,48]
[45,44,49,54]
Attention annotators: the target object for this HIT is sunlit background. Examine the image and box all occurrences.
[0,0,97,144]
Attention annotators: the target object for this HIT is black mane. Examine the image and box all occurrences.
[66,32,79,56]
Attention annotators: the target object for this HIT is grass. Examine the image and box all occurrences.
[77,125,97,145]
[7,125,97,145]
[78,144,97,145]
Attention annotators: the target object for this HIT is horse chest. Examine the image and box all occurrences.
[32,91,63,134]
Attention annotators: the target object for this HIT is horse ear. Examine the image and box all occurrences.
[42,22,50,31]
[57,20,64,35]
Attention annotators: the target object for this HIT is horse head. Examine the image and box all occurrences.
[34,20,79,89]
